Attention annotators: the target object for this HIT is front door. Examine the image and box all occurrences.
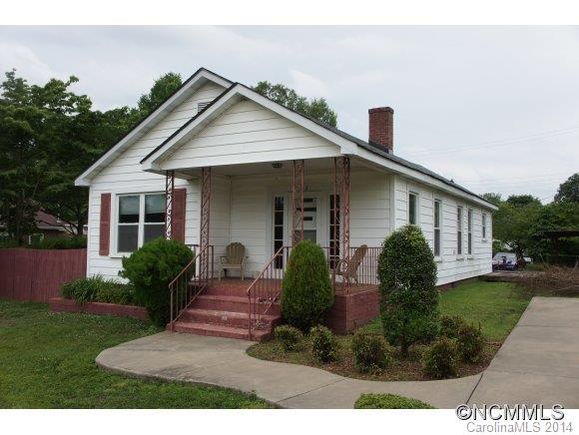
[302,196,319,243]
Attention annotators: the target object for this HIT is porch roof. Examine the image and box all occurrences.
[140,80,497,211]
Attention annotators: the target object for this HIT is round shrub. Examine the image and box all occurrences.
[440,314,468,339]
[378,225,439,356]
[457,323,485,363]
[274,325,304,351]
[120,238,193,326]
[423,336,458,379]
[280,240,334,331]
[351,330,391,373]
[310,325,339,363]
[354,393,434,409]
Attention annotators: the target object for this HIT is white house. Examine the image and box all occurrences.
[75,68,496,339]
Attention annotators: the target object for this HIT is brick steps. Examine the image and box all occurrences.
[172,280,281,342]
[172,321,271,341]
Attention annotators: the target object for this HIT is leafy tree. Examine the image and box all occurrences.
[505,194,541,208]
[137,72,183,116]
[254,81,338,127]
[493,200,541,261]
[554,173,579,203]
[482,192,502,206]
[378,225,439,356]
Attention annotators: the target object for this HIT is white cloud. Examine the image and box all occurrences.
[289,69,330,98]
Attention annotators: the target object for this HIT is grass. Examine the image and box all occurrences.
[0,300,272,408]
[248,281,531,382]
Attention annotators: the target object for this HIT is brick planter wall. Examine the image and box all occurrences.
[326,287,380,334]
[49,297,149,321]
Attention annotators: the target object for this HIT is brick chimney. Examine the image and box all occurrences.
[368,107,394,153]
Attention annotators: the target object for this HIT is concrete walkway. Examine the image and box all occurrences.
[96,297,579,408]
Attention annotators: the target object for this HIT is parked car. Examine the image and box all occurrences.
[492,252,518,271]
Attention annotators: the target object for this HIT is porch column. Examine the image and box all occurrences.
[291,159,305,245]
[199,167,212,281]
[164,170,175,239]
[335,156,351,262]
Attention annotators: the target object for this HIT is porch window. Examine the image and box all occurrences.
[273,196,284,269]
[467,208,473,255]
[434,199,442,257]
[116,193,165,254]
[457,206,463,256]
[409,192,418,225]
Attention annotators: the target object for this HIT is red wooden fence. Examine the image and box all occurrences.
[0,248,87,302]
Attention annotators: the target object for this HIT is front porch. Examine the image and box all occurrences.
[164,156,387,340]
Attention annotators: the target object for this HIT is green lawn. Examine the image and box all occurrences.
[439,281,531,341]
[363,281,531,342]
[0,301,271,408]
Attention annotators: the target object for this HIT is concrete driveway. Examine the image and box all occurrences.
[96,297,579,408]
[468,297,579,408]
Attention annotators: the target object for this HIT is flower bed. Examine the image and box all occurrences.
[49,297,149,321]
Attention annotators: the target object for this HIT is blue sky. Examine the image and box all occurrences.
[1,26,578,201]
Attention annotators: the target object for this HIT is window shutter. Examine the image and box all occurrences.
[171,188,187,242]
[99,193,111,256]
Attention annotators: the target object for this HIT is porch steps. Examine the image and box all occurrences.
[171,279,281,342]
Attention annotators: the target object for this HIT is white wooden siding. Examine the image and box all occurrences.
[160,100,342,170]
[86,82,225,279]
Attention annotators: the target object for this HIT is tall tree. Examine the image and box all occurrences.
[254,81,338,127]
[137,72,182,116]
[554,173,579,203]
[505,194,541,208]
[482,192,502,206]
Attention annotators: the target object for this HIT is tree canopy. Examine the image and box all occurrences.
[253,81,338,127]
[555,173,579,203]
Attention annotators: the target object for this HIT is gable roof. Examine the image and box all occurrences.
[74,68,232,186]
[139,80,496,210]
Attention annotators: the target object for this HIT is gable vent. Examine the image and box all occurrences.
[197,101,211,112]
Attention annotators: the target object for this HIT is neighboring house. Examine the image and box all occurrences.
[0,210,76,244]
[75,68,496,338]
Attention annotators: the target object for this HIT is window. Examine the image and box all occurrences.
[434,199,442,257]
[457,206,463,255]
[467,209,473,255]
[482,213,487,240]
[273,196,284,269]
[197,101,210,112]
[117,193,165,253]
[409,192,418,225]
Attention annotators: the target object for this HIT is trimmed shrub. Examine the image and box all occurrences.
[457,323,485,363]
[423,337,458,379]
[354,393,434,409]
[378,225,439,356]
[274,325,304,351]
[280,240,334,331]
[440,314,468,339]
[310,325,339,363]
[60,275,134,304]
[351,330,391,373]
[120,238,193,326]
[31,236,87,249]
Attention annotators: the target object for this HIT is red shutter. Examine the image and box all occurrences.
[99,193,111,256]
[171,188,187,242]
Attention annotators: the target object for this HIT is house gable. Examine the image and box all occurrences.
[154,99,343,171]
[75,68,231,186]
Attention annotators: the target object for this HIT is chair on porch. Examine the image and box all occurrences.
[219,242,248,280]
[336,244,368,285]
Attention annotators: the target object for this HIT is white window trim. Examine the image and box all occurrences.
[456,204,464,259]
[467,208,474,259]
[408,191,419,225]
[112,192,165,256]
[482,212,488,243]
[433,198,442,261]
